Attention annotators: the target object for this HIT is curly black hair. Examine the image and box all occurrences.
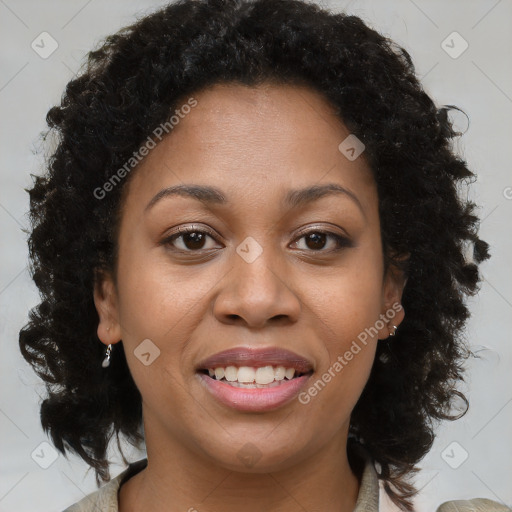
[19,0,491,510]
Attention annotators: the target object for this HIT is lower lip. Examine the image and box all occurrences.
[197,372,312,412]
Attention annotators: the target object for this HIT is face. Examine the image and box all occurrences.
[94,83,406,473]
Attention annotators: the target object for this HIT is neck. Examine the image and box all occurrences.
[119,417,361,512]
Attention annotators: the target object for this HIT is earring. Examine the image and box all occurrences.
[388,325,398,337]
[102,344,113,368]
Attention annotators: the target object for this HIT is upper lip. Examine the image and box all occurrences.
[196,347,314,374]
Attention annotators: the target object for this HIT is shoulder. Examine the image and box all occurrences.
[61,475,123,512]
[62,459,148,512]
[436,497,512,511]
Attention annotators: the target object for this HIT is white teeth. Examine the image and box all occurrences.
[255,366,275,385]
[285,368,295,380]
[224,380,283,389]
[224,366,238,382]
[237,366,256,383]
[205,365,303,384]
[274,366,286,381]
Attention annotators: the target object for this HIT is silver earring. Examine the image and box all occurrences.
[102,344,112,368]
[388,325,398,337]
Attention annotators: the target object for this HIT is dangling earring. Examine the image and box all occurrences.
[388,325,398,337]
[102,326,114,368]
[102,344,113,368]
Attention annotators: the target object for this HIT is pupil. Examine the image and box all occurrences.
[184,232,205,250]
[306,233,326,250]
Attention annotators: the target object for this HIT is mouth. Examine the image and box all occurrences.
[194,347,315,412]
[196,366,314,388]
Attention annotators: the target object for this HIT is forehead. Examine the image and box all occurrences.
[123,82,376,213]
[170,82,350,158]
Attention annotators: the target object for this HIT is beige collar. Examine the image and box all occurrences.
[64,442,380,511]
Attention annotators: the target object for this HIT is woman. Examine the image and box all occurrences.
[19,0,508,511]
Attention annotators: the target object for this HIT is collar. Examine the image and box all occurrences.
[64,441,379,511]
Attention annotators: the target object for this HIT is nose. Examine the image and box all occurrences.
[212,245,301,329]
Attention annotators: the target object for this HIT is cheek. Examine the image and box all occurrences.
[114,257,209,406]
[306,274,381,388]
[309,238,384,346]
[115,232,211,339]
[114,239,231,388]
[297,240,383,414]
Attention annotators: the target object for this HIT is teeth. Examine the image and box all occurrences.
[224,366,238,382]
[223,380,283,389]
[206,365,300,384]
[238,366,256,383]
[274,366,286,381]
[255,366,275,385]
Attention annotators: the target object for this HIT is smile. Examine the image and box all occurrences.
[196,366,313,412]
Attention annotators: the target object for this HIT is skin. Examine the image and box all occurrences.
[94,83,406,512]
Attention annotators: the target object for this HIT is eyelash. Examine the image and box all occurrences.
[161,225,352,254]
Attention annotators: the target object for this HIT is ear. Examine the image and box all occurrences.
[93,269,122,346]
[377,258,408,340]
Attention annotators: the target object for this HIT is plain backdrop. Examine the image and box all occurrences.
[1,1,511,511]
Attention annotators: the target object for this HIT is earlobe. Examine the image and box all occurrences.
[377,305,405,340]
[93,270,122,345]
[378,263,408,340]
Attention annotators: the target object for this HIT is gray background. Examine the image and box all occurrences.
[1,0,511,511]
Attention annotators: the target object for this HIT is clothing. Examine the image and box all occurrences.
[62,444,510,512]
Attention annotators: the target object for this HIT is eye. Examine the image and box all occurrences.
[162,225,222,252]
[291,230,352,252]
[162,225,352,254]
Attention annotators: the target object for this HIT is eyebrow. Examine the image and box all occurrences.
[144,183,365,216]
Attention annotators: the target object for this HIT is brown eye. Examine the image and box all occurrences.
[178,231,208,250]
[304,232,327,250]
[292,230,352,252]
[163,226,221,252]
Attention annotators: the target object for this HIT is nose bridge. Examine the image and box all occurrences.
[213,235,300,327]
[233,235,284,299]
